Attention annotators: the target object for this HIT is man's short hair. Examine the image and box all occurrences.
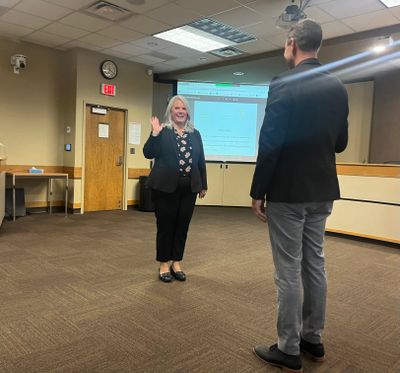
[287,19,322,52]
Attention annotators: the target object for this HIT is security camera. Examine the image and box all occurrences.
[11,54,27,74]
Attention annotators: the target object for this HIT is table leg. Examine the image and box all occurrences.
[49,178,53,214]
[12,174,16,222]
[65,175,68,217]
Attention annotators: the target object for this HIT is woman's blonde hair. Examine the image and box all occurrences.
[163,95,194,133]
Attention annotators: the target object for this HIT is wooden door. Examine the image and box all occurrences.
[84,106,125,212]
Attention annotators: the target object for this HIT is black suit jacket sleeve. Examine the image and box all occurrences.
[250,77,291,200]
[335,112,349,153]
[143,132,161,159]
[197,131,208,190]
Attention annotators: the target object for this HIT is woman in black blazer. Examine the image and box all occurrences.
[143,95,207,282]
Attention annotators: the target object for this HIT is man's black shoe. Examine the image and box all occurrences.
[253,344,302,372]
[300,338,325,362]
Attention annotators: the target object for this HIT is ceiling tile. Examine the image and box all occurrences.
[322,20,355,39]
[42,0,95,10]
[0,0,20,7]
[239,20,281,39]
[152,62,176,73]
[145,3,201,27]
[97,25,145,42]
[121,14,169,34]
[236,39,276,54]
[77,33,122,49]
[157,45,201,58]
[23,30,69,47]
[319,0,385,19]
[244,0,287,17]
[129,54,167,64]
[265,32,287,49]
[61,39,103,51]
[234,0,257,4]
[307,0,334,4]
[130,35,175,50]
[15,0,71,20]
[41,22,89,39]
[174,0,240,17]
[341,9,399,32]
[59,12,112,32]
[211,5,264,28]
[0,9,51,29]
[168,54,222,69]
[108,42,150,55]
[0,21,34,37]
[305,6,336,23]
[101,48,132,59]
[388,5,400,19]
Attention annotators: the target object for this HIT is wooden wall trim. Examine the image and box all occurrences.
[63,166,82,179]
[127,199,139,206]
[26,201,81,210]
[336,163,400,178]
[128,168,150,179]
[326,228,400,245]
[5,165,82,179]
[0,159,6,172]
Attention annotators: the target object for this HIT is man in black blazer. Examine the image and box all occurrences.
[251,20,348,372]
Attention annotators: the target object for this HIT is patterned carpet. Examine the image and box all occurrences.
[0,207,398,372]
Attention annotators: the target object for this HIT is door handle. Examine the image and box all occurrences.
[116,155,123,166]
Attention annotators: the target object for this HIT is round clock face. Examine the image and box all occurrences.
[100,60,118,79]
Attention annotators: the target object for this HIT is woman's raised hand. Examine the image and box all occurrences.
[150,116,163,136]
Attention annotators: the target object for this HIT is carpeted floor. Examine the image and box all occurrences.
[0,206,399,372]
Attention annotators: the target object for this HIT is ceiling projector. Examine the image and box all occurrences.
[276,0,310,29]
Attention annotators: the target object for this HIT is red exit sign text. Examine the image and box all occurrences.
[100,83,116,96]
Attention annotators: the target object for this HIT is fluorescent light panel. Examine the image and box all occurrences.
[153,18,256,52]
[154,26,231,52]
[379,0,400,7]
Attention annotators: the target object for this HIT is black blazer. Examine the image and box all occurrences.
[143,127,207,193]
[250,58,349,202]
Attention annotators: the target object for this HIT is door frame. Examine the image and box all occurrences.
[81,101,128,213]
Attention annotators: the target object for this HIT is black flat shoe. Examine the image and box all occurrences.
[159,271,172,282]
[170,266,186,281]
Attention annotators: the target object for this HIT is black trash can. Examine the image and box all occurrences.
[138,176,155,212]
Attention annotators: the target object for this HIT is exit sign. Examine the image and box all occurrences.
[100,83,116,96]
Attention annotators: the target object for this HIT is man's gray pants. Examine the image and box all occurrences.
[266,201,333,355]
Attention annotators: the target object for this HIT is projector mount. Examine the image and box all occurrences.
[276,0,312,29]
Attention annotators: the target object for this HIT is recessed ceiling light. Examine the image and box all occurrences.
[153,18,256,52]
[233,71,245,76]
[378,0,400,7]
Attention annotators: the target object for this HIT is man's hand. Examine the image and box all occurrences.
[198,189,207,199]
[252,198,267,222]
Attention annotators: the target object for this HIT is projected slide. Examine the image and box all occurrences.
[178,81,268,162]
[194,101,257,157]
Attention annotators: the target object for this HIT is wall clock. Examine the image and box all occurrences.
[100,60,118,79]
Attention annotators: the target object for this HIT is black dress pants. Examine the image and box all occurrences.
[152,176,197,262]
